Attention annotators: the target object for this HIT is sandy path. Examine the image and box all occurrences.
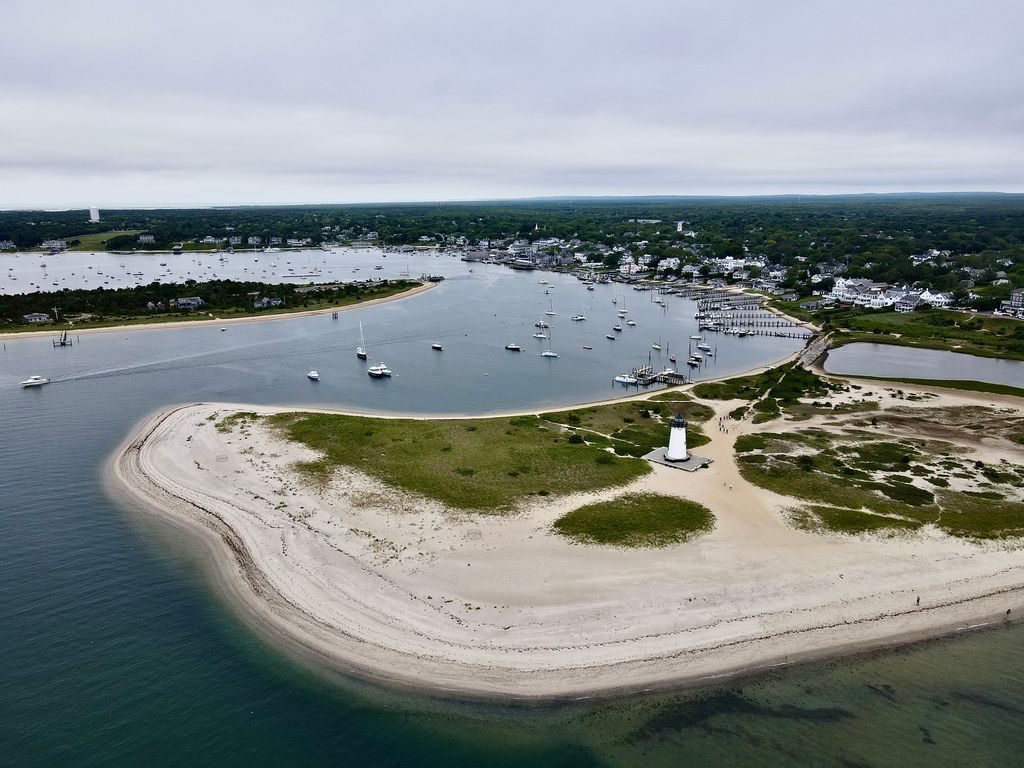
[107,395,1024,701]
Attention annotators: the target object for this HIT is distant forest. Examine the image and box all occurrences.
[2,195,1023,293]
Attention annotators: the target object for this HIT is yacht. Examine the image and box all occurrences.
[367,362,392,378]
[504,343,522,351]
[540,349,560,358]
[687,357,700,367]
[613,374,638,385]
[697,342,712,352]
[21,375,50,387]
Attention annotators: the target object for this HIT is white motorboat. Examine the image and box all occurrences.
[21,375,50,387]
[571,314,586,321]
[605,334,616,340]
[626,319,636,326]
[307,370,320,381]
[690,335,702,340]
[697,342,712,352]
[540,349,559,358]
[613,374,638,385]
[504,343,522,351]
[431,343,443,351]
[367,362,392,378]
[532,331,548,339]
[612,324,623,332]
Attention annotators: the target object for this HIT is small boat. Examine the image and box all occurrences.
[367,362,392,378]
[690,335,702,340]
[505,343,522,351]
[586,285,595,291]
[687,358,700,367]
[697,343,712,352]
[612,324,623,332]
[545,300,557,316]
[534,320,549,328]
[614,374,638,385]
[626,319,636,326]
[221,327,227,332]
[540,350,560,358]
[605,334,616,340]
[307,370,320,381]
[532,331,548,339]
[571,314,586,321]
[431,343,443,351]
[651,341,662,351]
[582,345,592,350]
[21,375,50,387]
[669,355,677,363]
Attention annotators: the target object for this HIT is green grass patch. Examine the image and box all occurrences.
[790,505,923,535]
[832,375,1024,399]
[552,493,714,547]
[266,411,649,512]
[67,229,144,251]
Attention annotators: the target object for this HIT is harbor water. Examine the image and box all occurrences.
[2,260,1023,766]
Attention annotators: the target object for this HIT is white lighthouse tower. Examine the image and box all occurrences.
[89,206,100,223]
[665,415,689,462]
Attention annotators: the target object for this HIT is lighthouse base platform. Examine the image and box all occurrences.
[642,448,713,472]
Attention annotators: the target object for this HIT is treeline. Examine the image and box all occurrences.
[0,279,416,328]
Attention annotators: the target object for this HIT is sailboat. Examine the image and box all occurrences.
[540,328,559,358]
[356,321,368,360]
[545,299,557,316]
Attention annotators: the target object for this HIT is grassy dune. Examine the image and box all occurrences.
[553,492,714,547]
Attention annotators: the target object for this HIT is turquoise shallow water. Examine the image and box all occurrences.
[2,268,1022,766]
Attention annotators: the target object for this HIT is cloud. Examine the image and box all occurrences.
[1,0,1021,206]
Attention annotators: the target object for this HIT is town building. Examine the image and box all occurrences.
[23,312,51,323]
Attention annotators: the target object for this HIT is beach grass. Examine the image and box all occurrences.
[265,412,650,512]
[541,399,712,457]
[553,492,714,547]
[736,428,1024,539]
[830,375,1024,399]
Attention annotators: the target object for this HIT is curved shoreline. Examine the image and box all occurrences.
[107,395,1024,702]
[0,281,435,341]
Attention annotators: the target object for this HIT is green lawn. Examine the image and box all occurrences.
[263,411,650,512]
[67,230,143,251]
[552,492,714,547]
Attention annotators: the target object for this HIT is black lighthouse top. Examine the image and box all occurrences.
[670,415,688,429]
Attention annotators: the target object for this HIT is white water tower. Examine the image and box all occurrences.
[89,206,100,223]
[665,415,689,462]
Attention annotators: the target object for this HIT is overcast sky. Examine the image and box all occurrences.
[2,0,1021,208]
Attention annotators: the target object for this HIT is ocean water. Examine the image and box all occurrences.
[2,269,1022,766]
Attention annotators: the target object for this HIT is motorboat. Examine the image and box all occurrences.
[21,375,49,387]
[697,342,712,352]
[612,324,623,332]
[540,350,559,358]
[534,320,549,328]
[605,334,616,340]
[687,358,700,367]
[690,335,702,340]
[307,370,320,380]
[532,331,548,339]
[367,363,392,378]
[571,314,586,321]
[431,343,443,351]
[504,343,522,351]
[582,345,593,350]
[613,374,638,385]
[626,319,636,326]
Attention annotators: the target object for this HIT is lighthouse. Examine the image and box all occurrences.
[665,414,689,462]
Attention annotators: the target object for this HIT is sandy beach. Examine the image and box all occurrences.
[0,281,435,341]
[105,375,1024,701]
